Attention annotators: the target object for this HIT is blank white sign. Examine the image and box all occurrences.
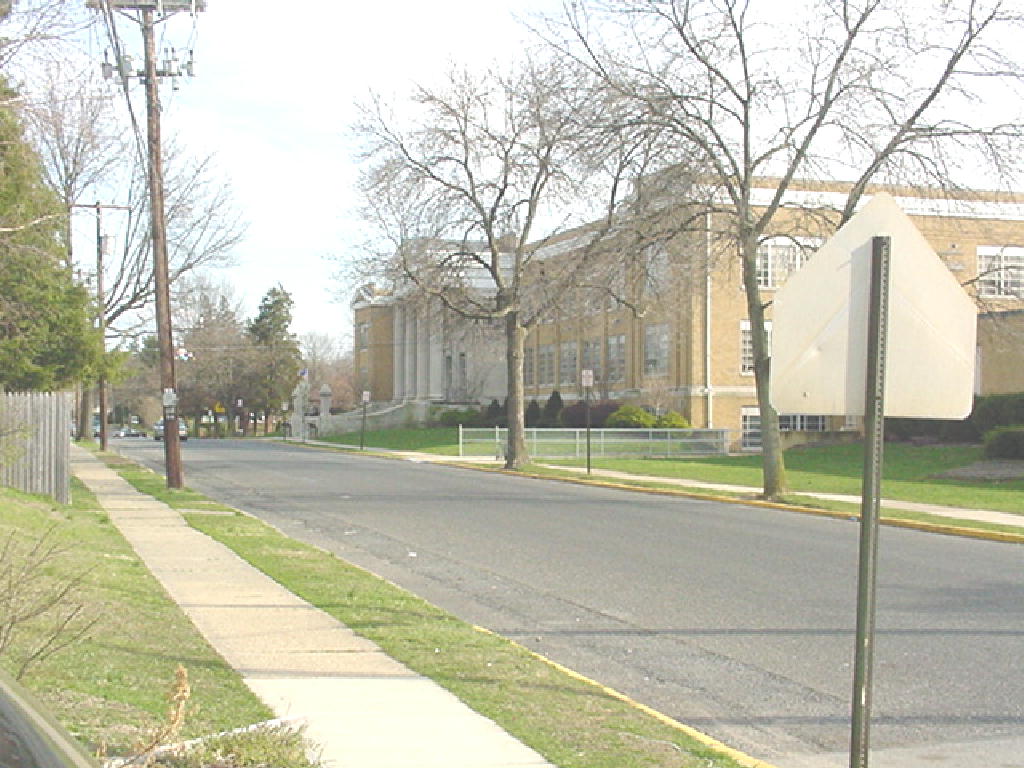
[770,192,976,419]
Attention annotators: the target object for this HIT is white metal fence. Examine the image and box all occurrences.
[0,392,73,504]
[459,426,730,459]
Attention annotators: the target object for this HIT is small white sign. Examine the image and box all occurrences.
[162,388,177,407]
[362,390,371,404]
[581,369,594,388]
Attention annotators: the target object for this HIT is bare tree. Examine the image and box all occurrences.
[23,63,124,265]
[300,332,357,412]
[353,59,647,468]
[548,0,1024,498]
[102,144,244,339]
[0,0,87,74]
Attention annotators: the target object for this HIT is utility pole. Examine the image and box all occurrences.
[90,0,204,487]
[71,201,130,451]
[141,7,183,487]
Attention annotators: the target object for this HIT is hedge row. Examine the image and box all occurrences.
[983,426,1024,459]
[434,391,690,430]
[886,392,1024,444]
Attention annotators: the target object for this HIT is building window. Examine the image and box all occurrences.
[741,406,761,451]
[355,321,370,350]
[978,246,1024,298]
[742,407,827,451]
[741,319,772,375]
[538,344,555,387]
[581,338,601,382]
[643,243,671,297]
[644,323,669,376]
[559,340,578,386]
[755,237,822,289]
[779,414,827,432]
[523,347,535,387]
[606,334,626,383]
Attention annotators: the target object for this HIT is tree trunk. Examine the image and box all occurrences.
[77,386,92,442]
[505,311,528,469]
[740,236,787,499]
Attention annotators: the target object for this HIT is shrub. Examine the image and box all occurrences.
[540,390,564,427]
[482,398,504,427]
[983,426,1024,459]
[438,408,481,427]
[558,399,622,428]
[605,404,657,428]
[524,399,542,427]
[972,393,1024,436]
[558,401,587,427]
[590,400,622,428]
[655,410,690,428]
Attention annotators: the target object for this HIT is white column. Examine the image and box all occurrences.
[416,310,431,399]
[393,306,405,400]
[405,309,417,399]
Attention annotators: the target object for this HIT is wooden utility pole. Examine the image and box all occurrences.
[71,200,129,451]
[141,7,183,487]
[88,0,203,485]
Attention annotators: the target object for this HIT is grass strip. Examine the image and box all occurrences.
[100,453,753,768]
[183,511,750,768]
[0,483,272,755]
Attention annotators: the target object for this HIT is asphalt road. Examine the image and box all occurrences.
[116,438,1024,768]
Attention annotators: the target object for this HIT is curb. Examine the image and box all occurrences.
[472,625,780,768]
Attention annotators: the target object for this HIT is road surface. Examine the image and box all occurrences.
[115,438,1024,768]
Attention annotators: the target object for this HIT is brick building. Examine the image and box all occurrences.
[353,181,1024,448]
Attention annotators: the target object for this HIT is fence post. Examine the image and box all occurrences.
[459,424,464,457]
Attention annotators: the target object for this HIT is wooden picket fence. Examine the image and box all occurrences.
[0,392,73,504]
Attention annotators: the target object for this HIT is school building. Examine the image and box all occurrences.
[352,181,1024,449]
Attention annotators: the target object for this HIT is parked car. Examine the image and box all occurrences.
[115,425,145,438]
[1,667,98,767]
[153,419,188,441]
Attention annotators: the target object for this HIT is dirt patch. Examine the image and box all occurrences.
[933,460,1024,481]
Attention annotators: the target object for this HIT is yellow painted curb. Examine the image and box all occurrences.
[435,461,1024,545]
[293,441,1024,544]
[472,624,780,768]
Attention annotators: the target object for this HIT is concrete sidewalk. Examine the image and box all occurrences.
[71,446,553,768]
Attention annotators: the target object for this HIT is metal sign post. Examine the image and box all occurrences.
[850,235,891,768]
[360,390,370,451]
[581,369,594,475]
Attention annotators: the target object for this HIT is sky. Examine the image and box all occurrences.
[94,0,561,346]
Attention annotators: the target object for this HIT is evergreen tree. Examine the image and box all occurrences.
[245,285,301,434]
[0,80,98,391]
[541,390,564,427]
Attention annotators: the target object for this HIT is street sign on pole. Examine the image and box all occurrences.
[581,369,593,474]
[770,193,978,768]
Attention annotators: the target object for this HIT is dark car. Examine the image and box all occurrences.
[0,668,98,767]
[153,419,188,441]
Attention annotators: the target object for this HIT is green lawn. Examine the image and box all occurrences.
[546,442,1024,515]
[319,426,461,454]
[315,429,1023,516]
[0,481,273,755]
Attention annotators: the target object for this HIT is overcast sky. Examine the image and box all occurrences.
[109,0,561,344]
